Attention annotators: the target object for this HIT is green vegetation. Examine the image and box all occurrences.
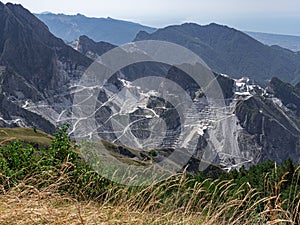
[149,149,158,157]
[0,125,299,224]
[0,127,53,148]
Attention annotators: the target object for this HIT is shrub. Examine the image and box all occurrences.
[149,149,158,157]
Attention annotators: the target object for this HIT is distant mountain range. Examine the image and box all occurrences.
[35,12,300,85]
[135,23,300,85]
[0,2,300,170]
[60,22,300,86]
[37,12,300,53]
[35,13,156,45]
[246,31,300,52]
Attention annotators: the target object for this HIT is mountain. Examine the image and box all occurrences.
[74,35,300,168]
[134,23,300,85]
[235,80,300,165]
[66,34,300,168]
[69,35,117,60]
[246,31,300,52]
[0,2,92,133]
[35,13,156,45]
[0,2,299,171]
[0,90,55,134]
[268,77,300,118]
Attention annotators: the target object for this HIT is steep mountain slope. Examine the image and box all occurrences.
[269,77,300,116]
[36,13,156,45]
[246,31,300,52]
[235,92,300,165]
[0,91,55,134]
[135,23,300,85]
[0,3,299,171]
[0,2,92,133]
[63,33,300,169]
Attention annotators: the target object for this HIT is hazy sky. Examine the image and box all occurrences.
[1,0,300,35]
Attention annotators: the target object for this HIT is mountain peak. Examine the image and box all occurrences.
[5,2,28,14]
[75,35,116,60]
[181,22,200,26]
[0,2,91,89]
[40,11,52,15]
[76,13,85,17]
[135,30,150,40]
[134,22,300,85]
[5,2,21,6]
[0,2,92,132]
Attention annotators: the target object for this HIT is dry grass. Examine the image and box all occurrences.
[0,163,299,225]
[0,131,299,225]
[0,175,299,225]
[0,188,204,225]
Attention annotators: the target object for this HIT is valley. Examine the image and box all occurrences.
[0,1,299,224]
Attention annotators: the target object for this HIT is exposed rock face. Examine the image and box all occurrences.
[269,77,300,116]
[0,2,92,133]
[0,91,55,134]
[70,37,300,170]
[235,95,300,165]
[0,3,299,173]
[0,3,91,90]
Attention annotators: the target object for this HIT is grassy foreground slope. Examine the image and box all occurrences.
[0,192,204,225]
[0,125,299,224]
[0,127,53,148]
